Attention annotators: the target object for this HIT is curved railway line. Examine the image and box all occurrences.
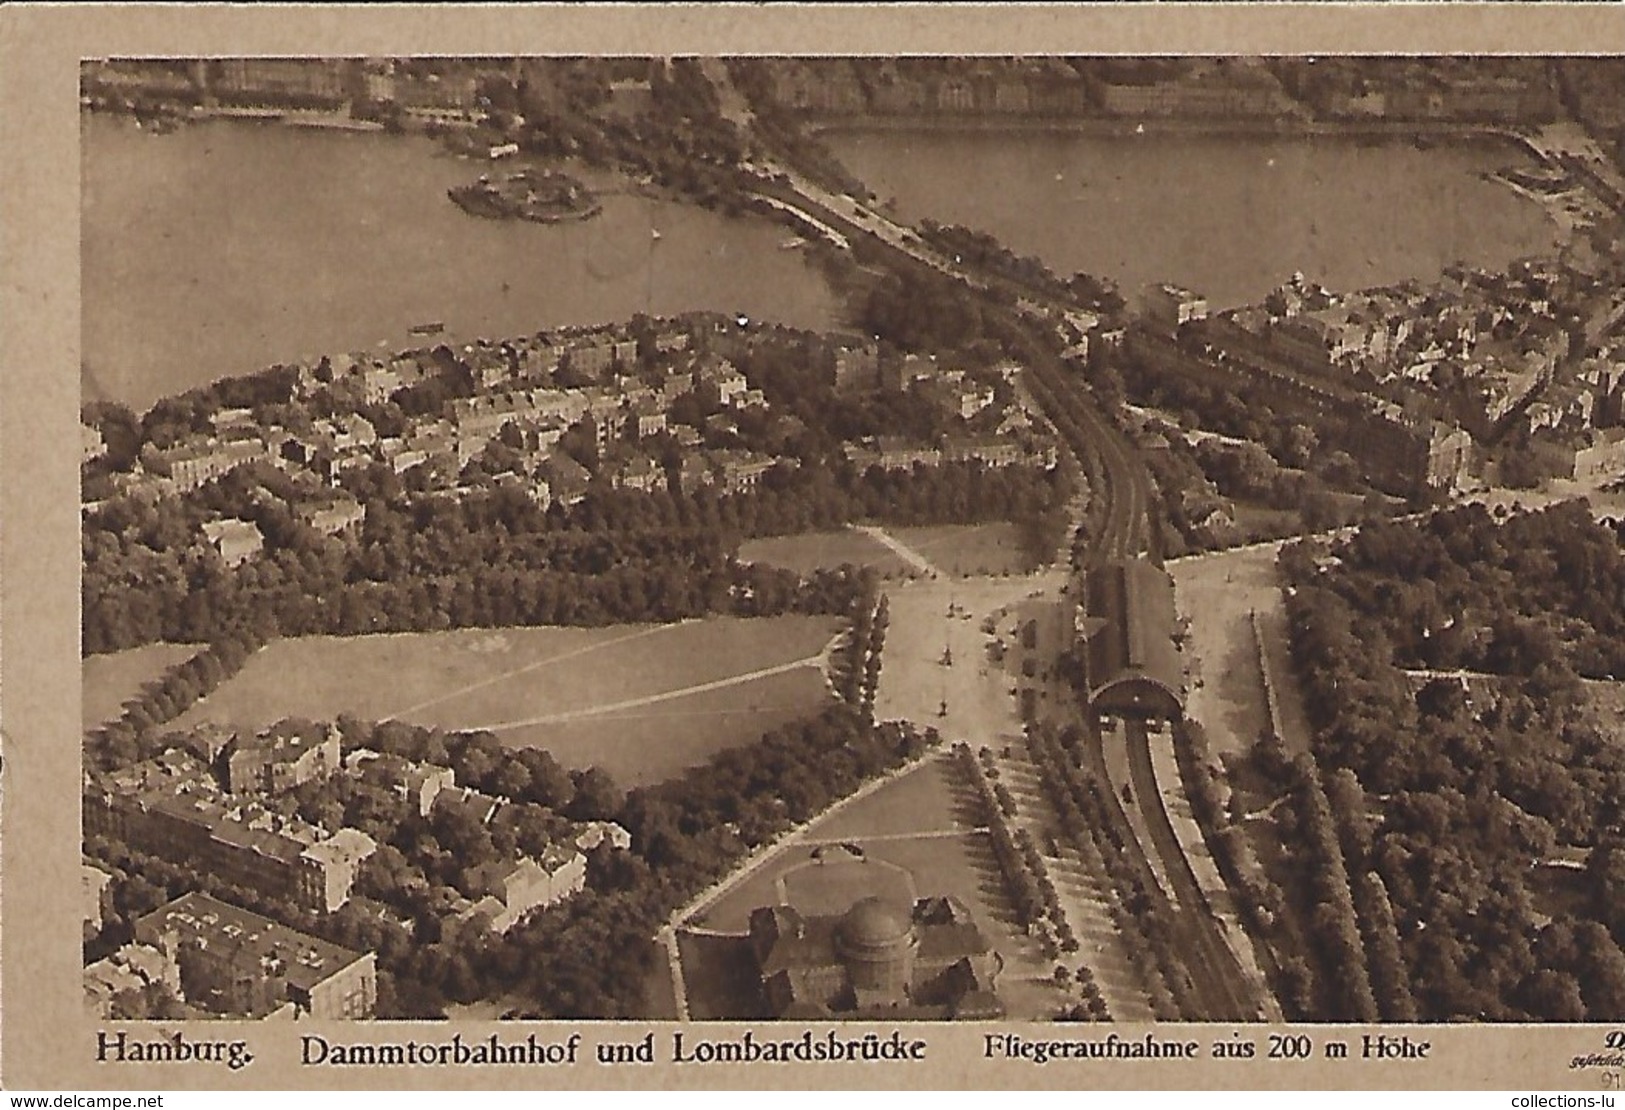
[742,156,1265,1020]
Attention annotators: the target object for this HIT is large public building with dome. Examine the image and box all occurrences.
[744,894,1004,1019]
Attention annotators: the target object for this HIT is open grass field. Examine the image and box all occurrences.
[82,642,200,732]
[690,753,961,933]
[693,755,1017,950]
[170,616,842,785]
[778,854,917,915]
[888,522,1033,577]
[502,667,833,786]
[805,754,973,841]
[642,939,682,1020]
[738,529,912,577]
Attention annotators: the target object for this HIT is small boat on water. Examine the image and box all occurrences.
[410,322,445,336]
[650,228,663,241]
[780,236,806,250]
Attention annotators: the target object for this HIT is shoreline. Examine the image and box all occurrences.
[807,112,1530,148]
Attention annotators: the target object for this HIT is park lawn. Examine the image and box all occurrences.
[780,854,917,917]
[697,843,833,935]
[496,667,835,787]
[642,939,682,1020]
[82,642,200,732]
[683,749,1062,1015]
[808,753,974,841]
[889,522,1034,577]
[691,754,965,933]
[169,616,841,785]
[738,530,912,577]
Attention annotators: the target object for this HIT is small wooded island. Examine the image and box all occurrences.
[448,168,602,224]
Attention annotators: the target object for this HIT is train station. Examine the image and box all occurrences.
[1075,558,1186,721]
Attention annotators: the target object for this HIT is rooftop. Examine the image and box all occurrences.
[138,892,369,1003]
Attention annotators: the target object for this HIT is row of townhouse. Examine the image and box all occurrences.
[459,330,641,393]
[451,356,752,460]
[842,431,1055,474]
[157,434,276,493]
[84,751,377,916]
[1213,272,1579,436]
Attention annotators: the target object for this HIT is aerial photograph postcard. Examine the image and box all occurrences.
[9,12,1624,1089]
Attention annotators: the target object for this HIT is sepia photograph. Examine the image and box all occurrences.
[8,4,1625,1091]
[73,49,1625,1030]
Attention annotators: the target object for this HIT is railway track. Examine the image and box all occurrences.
[744,160,1259,1020]
[1122,719,1260,1021]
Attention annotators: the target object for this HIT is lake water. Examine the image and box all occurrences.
[86,116,1563,413]
[82,113,842,412]
[826,128,1559,311]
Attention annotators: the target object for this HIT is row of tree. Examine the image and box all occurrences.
[1173,720,1320,1018]
[954,744,1049,934]
[915,221,1126,318]
[86,633,265,772]
[1023,723,1193,1020]
[833,584,888,714]
[1270,748,1382,1022]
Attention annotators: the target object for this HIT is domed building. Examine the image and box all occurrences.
[746,894,1003,1019]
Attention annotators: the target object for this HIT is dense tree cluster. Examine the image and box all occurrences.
[1274,502,1625,1019]
[1114,342,1404,513]
[859,267,1008,356]
[1300,501,1625,681]
[725,60,879,202]
[84,308,1071,658]
[492,59,756,215]
[1173,720,1330,1016]
[84,453,1067,655]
